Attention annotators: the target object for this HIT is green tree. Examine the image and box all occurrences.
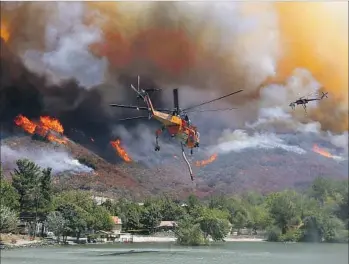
[53,190,95,213]
[57,203,89,242]
[90,205,114,231]
[159,195,186,221]
[187,194,201,209]
[209,195,230,211]
[39,167,53,213]
[11,159,42,212]
[140,203,162,232]
[227,197,251,234]
[175,217,207,246]
[113,199,143,231]
[11,159,53,214]
[198,208,231,241]
[0,205,18,233]
[265,190,302,234]
[249,205,271,233]
[46,211,66,242]
[310,177,335,206]
[0,175,20,211]
[101,199,113,213]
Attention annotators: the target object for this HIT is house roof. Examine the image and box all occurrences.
[157,221,177,228]
[111,216,122,225]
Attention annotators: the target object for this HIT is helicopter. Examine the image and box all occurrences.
[110,76,243,181]
[289,91,328,113]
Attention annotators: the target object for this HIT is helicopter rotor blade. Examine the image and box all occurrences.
[110,104,149,111]
[186,107,238,113]
[110,103,172,113]
[182,90,243,112]
[118,116,150,121]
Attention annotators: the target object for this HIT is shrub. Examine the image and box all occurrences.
[279,229,303,242]
[266,226,282,242]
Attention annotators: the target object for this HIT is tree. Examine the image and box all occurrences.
[159,196,186,221]
[198,208,231,241]
[113,200,143,231]
[90,205,114,231]
[249,205,271,233]
[0,205,18,233]
[53,190,95,213]
[39,167,53,213]
[140,203,162,232]
[209,195,230,211]
[187,194,201,209]
[101,199,113,213]
[46,211,66,242]
[310,177,335,206]
[57,203,89,242]
[175,217,207,246]
[0,175,20,211]
[265,190,302,234]
[227,197,251,234]
[11,159,42,212]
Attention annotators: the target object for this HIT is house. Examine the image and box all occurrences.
[155,221,177,232]
[18,212,48,236]
[111,216,122,235]
[92,196,114,205]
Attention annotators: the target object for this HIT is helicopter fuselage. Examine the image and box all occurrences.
[153,110,199,149]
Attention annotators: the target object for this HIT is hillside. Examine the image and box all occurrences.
[1,131,347,200]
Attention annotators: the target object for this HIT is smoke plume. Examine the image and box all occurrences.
[1,145,93,174]
[0,1,348,166]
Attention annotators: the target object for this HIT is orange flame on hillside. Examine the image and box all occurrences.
[40,116,64,134]
[195,153,218,167]
[0,23,10,42]
[14,114,67,144]
[312,144,333,158]
[14,114,37,134]
[110,139,132,162]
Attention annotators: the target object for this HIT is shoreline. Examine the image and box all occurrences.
[1,236,265,250]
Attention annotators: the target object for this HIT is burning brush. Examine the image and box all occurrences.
[195,153,218,167]
[110,139,132,162]
[312,144,346,161]
[14,114,68,145]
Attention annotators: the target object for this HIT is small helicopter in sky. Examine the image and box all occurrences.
[110,76,243,181]
[289,91,328,113]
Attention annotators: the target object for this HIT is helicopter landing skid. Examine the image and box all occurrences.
[181,143,194,181]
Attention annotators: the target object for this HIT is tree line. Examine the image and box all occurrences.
[1,159,348,245]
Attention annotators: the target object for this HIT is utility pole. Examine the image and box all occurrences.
[33,177,40,239]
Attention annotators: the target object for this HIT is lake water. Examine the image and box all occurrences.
[1,242,348,264]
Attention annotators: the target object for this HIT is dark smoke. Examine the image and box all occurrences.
[0,37,167,162]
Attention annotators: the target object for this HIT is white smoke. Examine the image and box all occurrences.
[112,124,182,167]
[212,129,306,155]
[21,2,107,89]
[244,68,323,133]
[1,145,93,174]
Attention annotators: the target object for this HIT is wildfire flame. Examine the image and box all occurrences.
[14,114,67,144]
[195,153,218,167]
[0,23,10,42]
[110,139,132,162]
[14,114,37,134]
[40,116,64,134]
[312,144,333,158]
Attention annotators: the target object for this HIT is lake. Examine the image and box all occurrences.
[1,242,348,264]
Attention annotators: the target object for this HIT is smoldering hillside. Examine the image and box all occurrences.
[0,2,348,195]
